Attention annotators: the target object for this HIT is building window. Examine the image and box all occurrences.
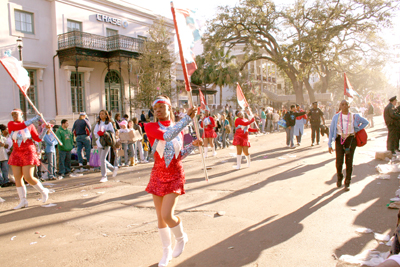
[20,70,37,114]
[67,20,82,32]
[15,10,34,34]
[106,28,118,37]
[105,70,122,113]
[71,72,85,113]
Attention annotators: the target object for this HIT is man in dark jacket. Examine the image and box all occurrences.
[307,101,326,146]
[72,112,91,170]
[284,105,307,148]
[384,96,400,155]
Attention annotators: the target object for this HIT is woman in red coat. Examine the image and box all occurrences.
[144,95,203,267]
[233,108,259,169]
[200,109,217,157]
[8,109,51,209]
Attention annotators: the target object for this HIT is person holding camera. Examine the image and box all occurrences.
[328,100,368,191]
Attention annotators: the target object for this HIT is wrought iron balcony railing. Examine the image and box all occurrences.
[58,31,144,53]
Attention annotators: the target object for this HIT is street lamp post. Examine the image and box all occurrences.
[16,37,27,119]
[16,37,23,62]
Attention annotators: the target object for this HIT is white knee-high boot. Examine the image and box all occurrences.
[171,218,188,258]
[158,227,172,267]
[13,185,28,209]
[246,155,251,167]
[204,147,208,158]
[32,181,49,203]
[236,155,242,170]
[212,146,217,156]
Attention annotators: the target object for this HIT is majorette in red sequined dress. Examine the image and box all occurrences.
[200,116,217,138]
[8,116,46,166]
[233,117,257,147]
[144,115,196,197]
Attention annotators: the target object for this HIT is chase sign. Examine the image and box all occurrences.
[96,14,128,28]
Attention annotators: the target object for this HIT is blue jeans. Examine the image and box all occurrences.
[100,146,115,177]
[122,143,135,165]
[45,152,56,179]
[76,135,91,165]
[0,160,9,184]
[285,127,294,147]
[59,150,71,175]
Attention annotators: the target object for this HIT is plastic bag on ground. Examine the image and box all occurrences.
[338,250,389,266]
[376,164,400,174]
[356,228,373,234]
[374,233,391,242]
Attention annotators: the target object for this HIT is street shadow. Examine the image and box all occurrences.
[176,188,343,266]
[333,165,399,257]
[325,161,378,187]
[180,158,335,213]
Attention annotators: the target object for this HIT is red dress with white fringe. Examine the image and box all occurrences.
[144,121,186,197]
[8,121,42,166]
[233,117,257,147]
[200,116,217,138]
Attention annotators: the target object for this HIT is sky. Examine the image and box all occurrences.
[132,0,400,85]
[130,0,240,21]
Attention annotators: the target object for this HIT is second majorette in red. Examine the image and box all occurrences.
[144,95,203,267]
[233,108,259,169]
[200,109,217,157]
[8,109,52,210]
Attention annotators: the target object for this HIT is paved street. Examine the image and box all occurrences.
[0,116,397,267]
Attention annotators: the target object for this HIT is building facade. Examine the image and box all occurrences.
[0,0,174,124]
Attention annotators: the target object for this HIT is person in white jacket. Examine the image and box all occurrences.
[93,110,118,183]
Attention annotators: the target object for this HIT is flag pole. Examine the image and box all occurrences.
[23,92,63,146]
[171,1,208,181]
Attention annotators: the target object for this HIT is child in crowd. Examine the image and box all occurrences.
[127,120,137,166]
[0,124,11,187]
[119,120,135,166]
[43,125,59,180]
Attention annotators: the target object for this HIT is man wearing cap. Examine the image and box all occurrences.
[72,112,92,171]
[307,101,325,146]
[384,96,400,155]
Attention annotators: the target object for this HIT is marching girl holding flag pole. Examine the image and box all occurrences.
[8,109,52,209]
[144,95,203,267]
[234,83,259,169]
[233,108,259,169]
[0,53,61,209]
[200,109,217,157]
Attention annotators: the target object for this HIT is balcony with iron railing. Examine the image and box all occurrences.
[57,31,144,53]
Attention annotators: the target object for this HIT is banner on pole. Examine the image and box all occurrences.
[236,83,249,109]
[344,73,359,98]
[174,8,201,77]
[199,89,209,111]
[0,55,30,95]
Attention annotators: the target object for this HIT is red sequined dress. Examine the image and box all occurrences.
[233,117,257,147]
[8,121,43,166]
[144,120,190,197]
[200,116,217,138]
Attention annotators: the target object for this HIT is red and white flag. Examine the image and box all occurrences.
[0,55,30,95]
[236,83,249,109]
[174,8,201,77]
[199,89,208,111]
[344,73,359,99]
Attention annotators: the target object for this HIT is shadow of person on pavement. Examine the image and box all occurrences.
[325,160,380,187]
[178,158,335,216]
[333,170,400,257]
[175,188,343,267]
